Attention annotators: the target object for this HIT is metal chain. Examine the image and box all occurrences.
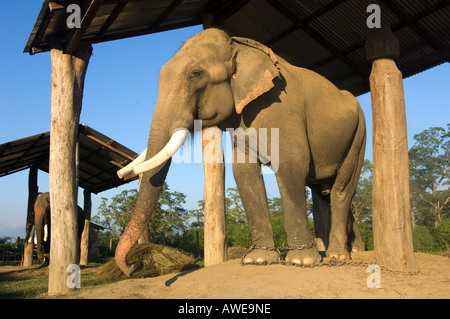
[240,243,421,275]
[278,241,317,252]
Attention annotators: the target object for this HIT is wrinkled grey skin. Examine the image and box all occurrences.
[33,192,85,263]
[115,29,366,275]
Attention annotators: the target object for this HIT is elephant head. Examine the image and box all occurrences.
[116,28,280,276]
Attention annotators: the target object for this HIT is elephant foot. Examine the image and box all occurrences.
[241,246,281,265]
[326,243,350,261]
[284,246,321,266]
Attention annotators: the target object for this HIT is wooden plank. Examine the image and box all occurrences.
[65,0,104,54]
[84,134,136,161]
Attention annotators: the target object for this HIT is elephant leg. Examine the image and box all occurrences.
[276,162,321,266]
[328,155,364,261]
[34,210,45,263]
[347,210,365,252]
[311,188,331,255]
[233,159,279,265]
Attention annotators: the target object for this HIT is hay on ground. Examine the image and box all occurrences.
[97,243,197,280]
[227,246,248,260]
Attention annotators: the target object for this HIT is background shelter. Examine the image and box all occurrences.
[0,124,139,266]
[22,0,450,295]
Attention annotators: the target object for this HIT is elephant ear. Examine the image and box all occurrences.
[230,37,280,114]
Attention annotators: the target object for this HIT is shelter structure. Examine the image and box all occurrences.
[23,0,450,295]
[0,124,139,267]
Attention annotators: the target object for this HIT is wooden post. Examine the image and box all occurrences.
[79,189,91,266]
[366,26,416,272]
[23,165,38,267]
[202,127,227,267]
[48,39,92,295]
[201,15,227,266]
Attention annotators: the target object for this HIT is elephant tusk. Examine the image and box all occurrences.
[117,148,148,179]
[133,129,190,175]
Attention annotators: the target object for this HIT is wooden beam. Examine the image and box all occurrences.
[48,2,65,11]
[152,0,184,27]
[307,0,450,72]
[96,1,127,38]
[65,0,103,55]
[29,2,61,54]
[267,0,367,79]
[214,0,251,25]
[91,18,203,44]
[379,0,444,51]
[84,134,135,161]
[48,39,92,296]
[266,0,346,47]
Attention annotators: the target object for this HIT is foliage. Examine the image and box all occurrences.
[357,222,374,251]
[412,225,440,253]
[0,236,15,248]
[92,189,138,238]
[149,183,189,245]
[436,218,450,251]
[92,183,189,246]
[409,124,450,227]
[352,159,373,224]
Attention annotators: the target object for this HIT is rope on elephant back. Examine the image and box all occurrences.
[240,243,421,275]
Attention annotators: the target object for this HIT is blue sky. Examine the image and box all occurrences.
[0,3,449,238]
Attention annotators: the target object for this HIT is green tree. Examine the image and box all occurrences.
[352,159,373,224]
[268,197,286,246]
[409,125,450,227]
[92,189,138,238]
[225,187,247,225]
[92,184,189,245]
[148,183,189,244]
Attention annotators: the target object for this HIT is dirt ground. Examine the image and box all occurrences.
[1,251,449,299]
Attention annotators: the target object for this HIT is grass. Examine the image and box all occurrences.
[0,243,198,298]
[0,265,120,299]
[0,273,48,298]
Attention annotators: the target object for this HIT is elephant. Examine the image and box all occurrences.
[116,28,366,276]
[33,192,85,263]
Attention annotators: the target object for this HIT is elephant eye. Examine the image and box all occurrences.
[190,70,203,78]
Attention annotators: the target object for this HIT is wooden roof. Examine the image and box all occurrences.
[24,0,450,96]
[0,125,139,194]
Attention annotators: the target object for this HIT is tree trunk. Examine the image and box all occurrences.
[48,39,92,296]
[202,127,227,266]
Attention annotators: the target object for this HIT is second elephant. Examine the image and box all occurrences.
[33,192,86,263]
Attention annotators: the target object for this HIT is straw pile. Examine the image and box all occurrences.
[227,246,248,260]
[97,243,197,279]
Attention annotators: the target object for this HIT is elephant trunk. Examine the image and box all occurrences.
[115,103,190,276]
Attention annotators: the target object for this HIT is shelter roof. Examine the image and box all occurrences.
[24,0,450,96]
[0,124,139,194]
